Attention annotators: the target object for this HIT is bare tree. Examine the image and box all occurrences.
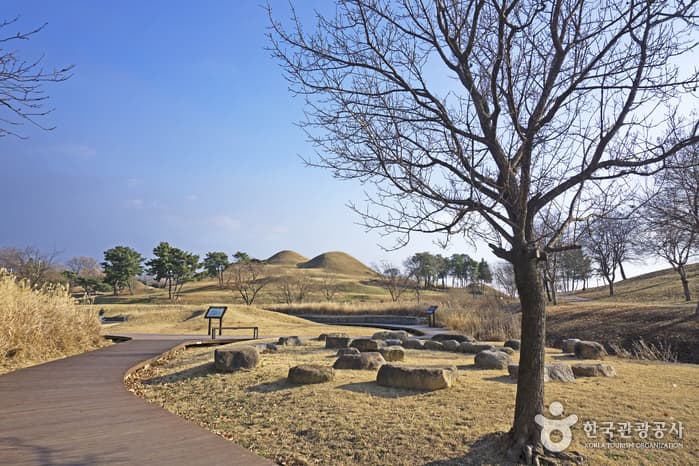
[376,261,411,301]
[493,262,517,299]
[276,273,313,304]
[0,18,73,138]
[270,1,699,461]
[226,261,270,306]
[642,146,699,302]
[65,256,102,278]
[318,273,340,302]
[0,246,60,287]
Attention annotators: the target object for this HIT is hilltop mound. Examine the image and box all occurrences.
[298,251,375,276]
[266,250,309,266]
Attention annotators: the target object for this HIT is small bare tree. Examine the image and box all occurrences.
[376,261,411,301]
[0,246,60,287]
[0,18,73,138]
[276,273,313,304]
[493,262,518,299]
[318,273,340,301]
[270,1,699,460]
[226,261,269,306]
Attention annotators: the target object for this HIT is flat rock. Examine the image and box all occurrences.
[474,350,512,370]
[336,347,361,357]
[376,364,459,391]
[441,340,461,352]
[504,339,521,350]
[508,364,577,383]
[251,343,278,354]
[379,345,406,362]
[403,339,425,349]
[325,336,353,349]
[575,341,607,360]
[572,363,617,378]
[277,336,304,346]
[459,342,496,354]
[431,333,476,343]
[288,365,335,384]
[350,338,386,352]
[494,346,515,355]
[372,330,410,341]
[385,339,403,346]
[333,352,386,370]
[424,340,444,351]
[561,338,581,354]
[214,347,259,372]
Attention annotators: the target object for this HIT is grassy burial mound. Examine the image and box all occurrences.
[0,269,104,374]
[298,251,376,276]
[265,250,309,266]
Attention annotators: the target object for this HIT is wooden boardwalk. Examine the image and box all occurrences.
[0,337,275,466]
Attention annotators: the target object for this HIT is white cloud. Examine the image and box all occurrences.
[211,215,241,232]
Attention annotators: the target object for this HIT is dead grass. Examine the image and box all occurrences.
[130,339,699,465]
[609,338,678,363]
[266,301,426,316]
[0,269,105,374]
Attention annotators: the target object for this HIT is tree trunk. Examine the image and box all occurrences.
[507,253,546,463]
[618,261,627,280]
[677,265,691,301]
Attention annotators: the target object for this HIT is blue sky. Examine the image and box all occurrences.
[0,1,668,280]
[0,0,498,269]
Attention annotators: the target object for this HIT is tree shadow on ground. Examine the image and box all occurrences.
[482,375,515,384]
[550,354,578,361]
[336,381,428,398]
[141,362,214,386]
[422,432,513,465]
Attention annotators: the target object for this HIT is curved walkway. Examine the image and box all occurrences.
[0,336,274,466]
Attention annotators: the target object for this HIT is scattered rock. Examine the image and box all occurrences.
[288,365,335,384]
[441,340,461,352]
[350,338,386,352]
[376,365,459,391]
[545,364,576,383]
[336,347,361,357]
[575,341,607,360]
[385,339,403,347]
[504,339,521,351]
[277,336,304,346]
[325,336,353,349]
[459,342,496,354]
[252,343,278,354]
[317,333,328,341]
[372,330,411,341]
[474,350,512,370]
[424,340,445,351]
[561,338,581,354]
[508,364,577,383]
[572,363,617,378]
[403,339,425,349]
[214,347,259,372]
[431,333,476,343]
[494,346,515,355]
[333,352,386,370]
[379,345,406,362]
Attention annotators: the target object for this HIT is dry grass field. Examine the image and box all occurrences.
[130,338,699,466]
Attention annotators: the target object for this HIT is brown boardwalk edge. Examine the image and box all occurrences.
[0,337,275,466]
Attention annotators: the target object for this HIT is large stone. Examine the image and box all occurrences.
[403,339,425,349]
[372,330,411,341]
[252,343,278,354]
[474,350,512,370]
[214,347,259,372]
[545,364,576,383]
[325,336,353,349]
[504,339,521,351]
[572,363,617,378]
[494,346,515,355]
[441,340,461,352]
[350,338,386,352]
[337,347,361,357]
[459,342,496,354]
[508,364,577,383]
[385,339,403,347]
[288,365,335,384]
[431,333,476,343]
[575,341,607,360]
[376,364,459,391]
[379,345,406,362]
[424,340,445,351]
[277,336,304,346]
[333,352,386,370]
[562,338,581,354]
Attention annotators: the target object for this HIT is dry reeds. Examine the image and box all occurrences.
[435,293,521,340]
[264,301,425,316]
[609,337,678,363]
[0,269,103,372]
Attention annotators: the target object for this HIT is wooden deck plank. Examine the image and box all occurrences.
[0,338,275,466]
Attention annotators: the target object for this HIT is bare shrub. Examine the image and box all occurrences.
[609,338,678,363]
[0,269,103,373]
